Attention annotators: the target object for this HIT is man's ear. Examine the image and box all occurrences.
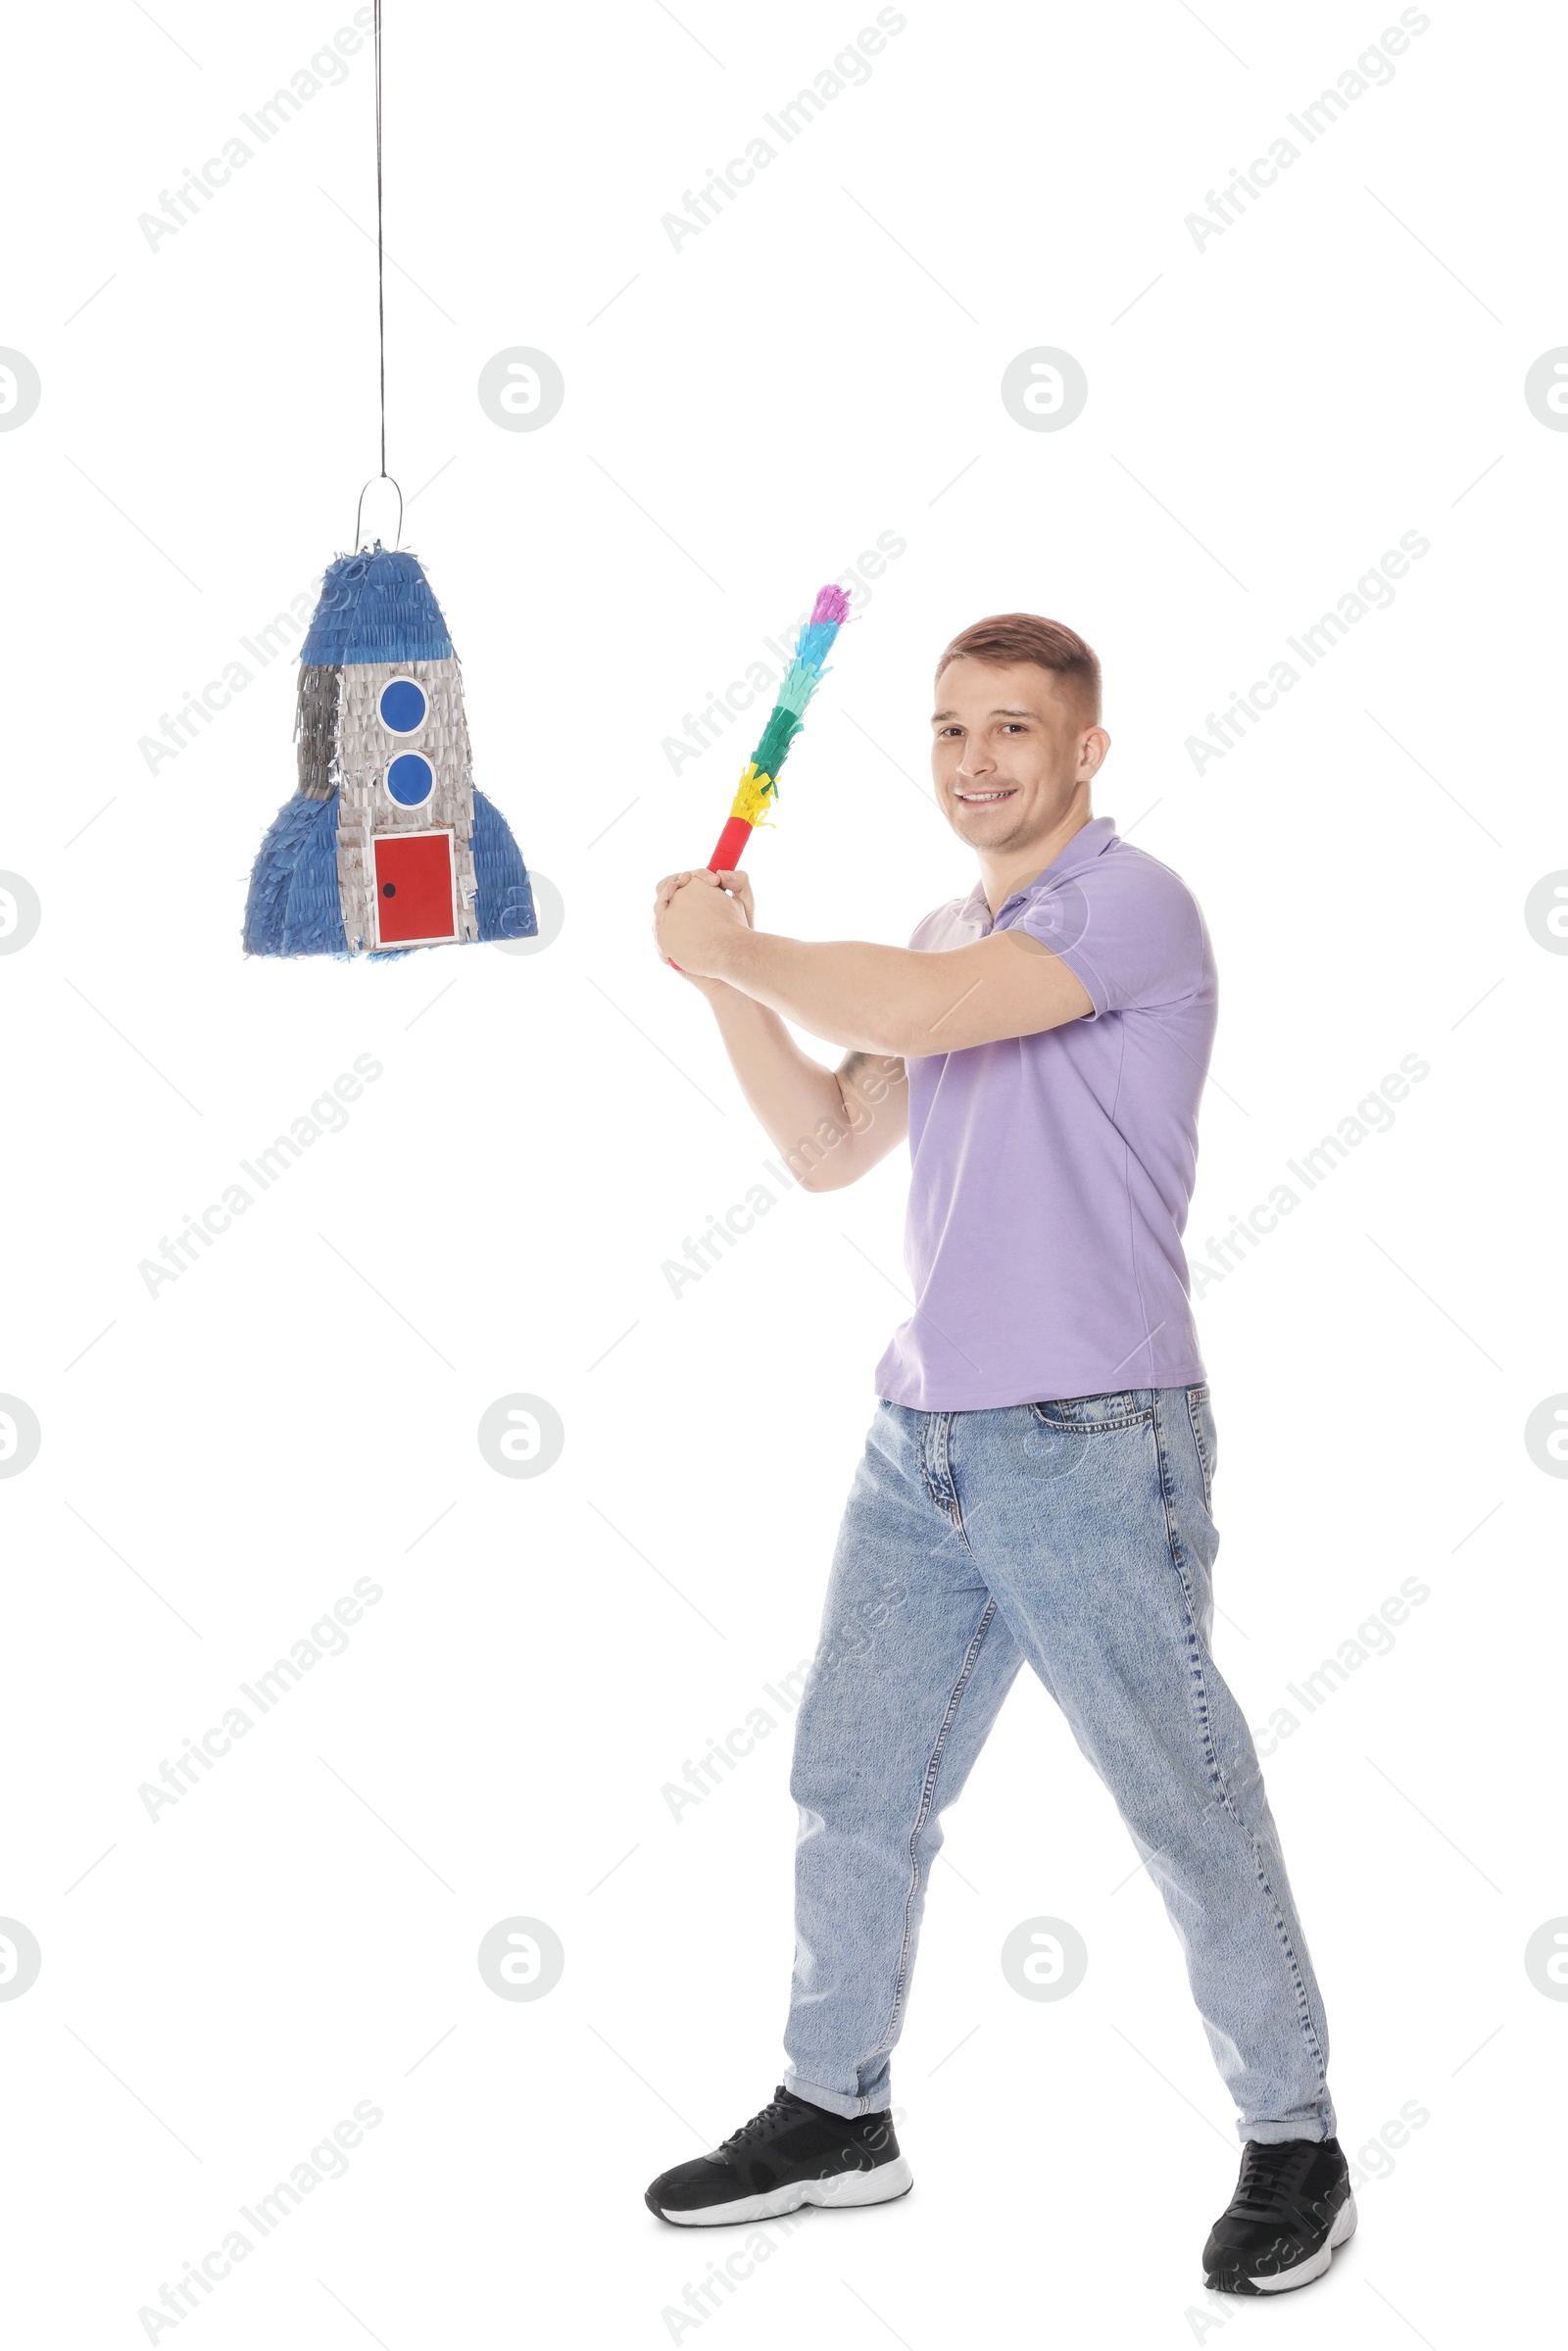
[1078,726,1110,779]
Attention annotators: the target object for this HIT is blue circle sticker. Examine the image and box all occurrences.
[379,677,428,734]
[386,753,434,807]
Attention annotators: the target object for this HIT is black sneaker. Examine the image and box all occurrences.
[1203,2136,1356,2293]
[644,2084,912,2228]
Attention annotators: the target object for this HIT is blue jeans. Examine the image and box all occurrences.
[782,1390,1336,2144]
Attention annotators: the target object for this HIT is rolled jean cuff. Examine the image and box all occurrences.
[781,2063,888,2121]
[1241,2107,1338,2146]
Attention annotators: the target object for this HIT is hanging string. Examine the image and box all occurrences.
[374,0,385,479]
[354,0,400,548]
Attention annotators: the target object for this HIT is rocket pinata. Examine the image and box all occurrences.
[243,546,536,958]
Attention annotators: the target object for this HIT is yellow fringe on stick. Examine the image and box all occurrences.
[727,763,778,827]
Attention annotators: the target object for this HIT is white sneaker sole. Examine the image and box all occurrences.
[1247,2191,1358,2292]
[656,2155,914,2229]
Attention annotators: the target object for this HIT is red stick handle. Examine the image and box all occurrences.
[668,816,756,974]
[708,814,754,873]
[667,817,757,973]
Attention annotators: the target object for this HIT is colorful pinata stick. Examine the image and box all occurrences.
[706,585,850,871]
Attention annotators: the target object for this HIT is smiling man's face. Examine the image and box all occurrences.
[931,657,1107,859]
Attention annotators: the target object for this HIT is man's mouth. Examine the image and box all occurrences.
[953,786,1016,804]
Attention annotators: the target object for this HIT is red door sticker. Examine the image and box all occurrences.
[373,832,456,945]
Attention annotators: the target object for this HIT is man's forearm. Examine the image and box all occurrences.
[656,866,1090,1058]
[704,986,906,1191]
[691,920,1094,1055]
[705,930,950,1057]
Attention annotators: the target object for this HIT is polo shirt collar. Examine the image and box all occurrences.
[959,814,1120,929]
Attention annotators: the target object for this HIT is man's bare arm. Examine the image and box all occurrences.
[708,994,906,1193]
[656,870,1093,1057]
[654,868,907,1192]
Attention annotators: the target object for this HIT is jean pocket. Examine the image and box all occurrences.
[1186,1385,1217,1514]
[1028,1389,1154,1435]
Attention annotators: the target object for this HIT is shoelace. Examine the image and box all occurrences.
[720,2094,797,2150]
[1230,2141,1317,2221]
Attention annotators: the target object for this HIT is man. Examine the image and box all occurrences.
[644,613,1352,2294]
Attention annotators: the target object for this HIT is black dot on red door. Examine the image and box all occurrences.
[382,883,396,897]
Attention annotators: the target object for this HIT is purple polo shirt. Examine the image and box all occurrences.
[873,815,1217,1410]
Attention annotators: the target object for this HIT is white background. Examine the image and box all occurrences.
[3,1,1564,2343]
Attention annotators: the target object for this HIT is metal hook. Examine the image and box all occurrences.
[354,472,404,552]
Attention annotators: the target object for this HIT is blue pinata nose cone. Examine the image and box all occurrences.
[300,547,455,666]
[242,543,537,959]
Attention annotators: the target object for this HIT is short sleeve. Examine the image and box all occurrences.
[1009,851,1210,1019]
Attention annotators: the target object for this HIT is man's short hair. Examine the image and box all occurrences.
[935,612,1102,723]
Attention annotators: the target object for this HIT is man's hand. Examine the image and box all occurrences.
[654,867,753,981]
